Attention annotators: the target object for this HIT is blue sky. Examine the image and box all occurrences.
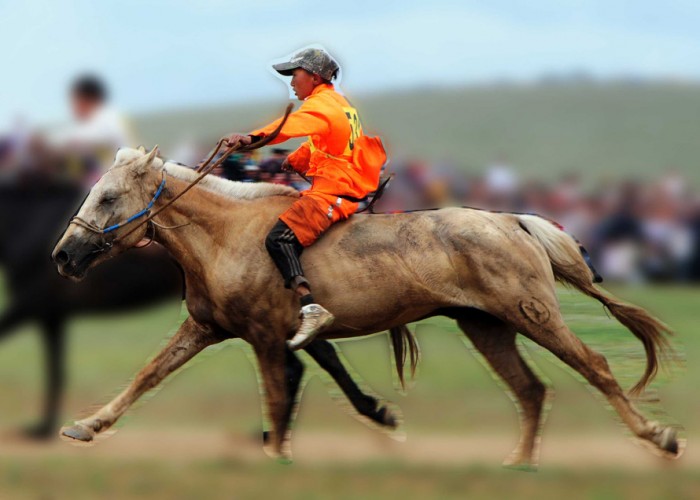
[2,0,699,125]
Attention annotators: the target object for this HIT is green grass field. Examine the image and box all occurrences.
[0,278,698,498]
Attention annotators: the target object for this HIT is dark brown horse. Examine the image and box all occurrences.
[0,177,406,439]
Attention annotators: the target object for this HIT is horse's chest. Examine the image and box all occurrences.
[183,272,284,339]
[183,275,218,325]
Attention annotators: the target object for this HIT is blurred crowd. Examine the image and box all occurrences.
[377,159,700,284]
[170,151,700,283]
[1,76,698,284]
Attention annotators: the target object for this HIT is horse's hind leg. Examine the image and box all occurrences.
[509,294,680,457]
[456,311,548,468]
[61,316,219,442]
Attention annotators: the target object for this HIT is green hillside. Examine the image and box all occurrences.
[133,83,700,185]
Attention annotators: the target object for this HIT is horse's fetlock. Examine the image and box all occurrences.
[527,381,547,405]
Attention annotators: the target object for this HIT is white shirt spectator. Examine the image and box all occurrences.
[49,105,132,172]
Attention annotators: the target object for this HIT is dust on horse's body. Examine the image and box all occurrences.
[52,148,679,467]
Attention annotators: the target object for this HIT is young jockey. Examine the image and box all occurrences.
[225,48,386,350]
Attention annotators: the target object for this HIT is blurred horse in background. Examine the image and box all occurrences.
[0,177,183,437]
[0,175,406,439]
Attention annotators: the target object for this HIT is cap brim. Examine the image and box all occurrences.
[272,61,300,76]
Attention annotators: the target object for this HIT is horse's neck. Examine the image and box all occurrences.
[151,176,247,271]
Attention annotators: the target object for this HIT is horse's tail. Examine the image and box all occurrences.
[517,213,673,395]
[390,325,421,390]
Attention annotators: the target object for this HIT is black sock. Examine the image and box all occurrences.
[300,294,315,307]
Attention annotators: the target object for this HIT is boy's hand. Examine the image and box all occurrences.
[281,158,293,172]
[224,133,253,148]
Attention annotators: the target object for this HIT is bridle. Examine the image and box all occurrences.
[66,103,293,252]
[70,170,167,236]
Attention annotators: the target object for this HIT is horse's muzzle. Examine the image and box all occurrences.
[52,237,95,280]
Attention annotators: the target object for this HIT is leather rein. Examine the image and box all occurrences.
[68,104,294,250]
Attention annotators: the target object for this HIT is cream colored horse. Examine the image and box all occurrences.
[52,147,679,467]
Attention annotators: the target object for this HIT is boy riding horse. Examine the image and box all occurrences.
[225,48,386,350]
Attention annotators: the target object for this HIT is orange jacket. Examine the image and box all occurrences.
[250,84,386,199]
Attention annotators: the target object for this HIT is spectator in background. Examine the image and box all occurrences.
[687,196,700,281]
[591,182,645,282]
[242,151,261,182]
[0,116,32,175]
[171,136,205,168]
[48,74,133,185]
[259,148,290,176]
[485,155,519,210]
[219,152,246,181]
[640,181,693,281]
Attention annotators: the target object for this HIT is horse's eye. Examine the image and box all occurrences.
[100,196,116,205]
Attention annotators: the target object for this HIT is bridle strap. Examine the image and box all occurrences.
[70,215,104,233]
[68,169,166,238]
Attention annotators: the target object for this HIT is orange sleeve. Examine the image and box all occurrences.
[249,99,329,144]
[286,142,311,174]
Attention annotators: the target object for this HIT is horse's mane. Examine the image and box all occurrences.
[162,162,298,200]
[114,147,299,200]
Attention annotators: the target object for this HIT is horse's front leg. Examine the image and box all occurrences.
[263,346,305,448]
[253,339,292,459]
[61,316,219,442]
[305,340,397,429]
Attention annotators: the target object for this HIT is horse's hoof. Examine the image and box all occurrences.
[263,443,293,463]
[503,452,538,472]
[638,425,685,459]
[658,427,679,456]
[60,423,94,442]
[376,405,398,429]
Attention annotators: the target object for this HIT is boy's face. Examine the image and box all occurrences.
[290,68,321,100]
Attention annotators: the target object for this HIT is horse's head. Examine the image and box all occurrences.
[52,146,164,280]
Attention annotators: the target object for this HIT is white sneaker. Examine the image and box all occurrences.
[287,304,335,350]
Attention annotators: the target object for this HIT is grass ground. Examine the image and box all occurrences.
[0,281,697,498]
[1,458,699,500]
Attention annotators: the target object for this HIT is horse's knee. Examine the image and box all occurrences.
[579,348,621,393]
[587,349,612,377]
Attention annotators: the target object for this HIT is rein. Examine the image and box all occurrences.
[68,103,294,246]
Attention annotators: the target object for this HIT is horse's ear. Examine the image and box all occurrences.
[137,145,146,154]
[133,146,160,176]
[145,145,160,164]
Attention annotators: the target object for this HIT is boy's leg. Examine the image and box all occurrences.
[265,194,356,349]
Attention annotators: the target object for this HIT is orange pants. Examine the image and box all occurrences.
[279,191,359,247]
